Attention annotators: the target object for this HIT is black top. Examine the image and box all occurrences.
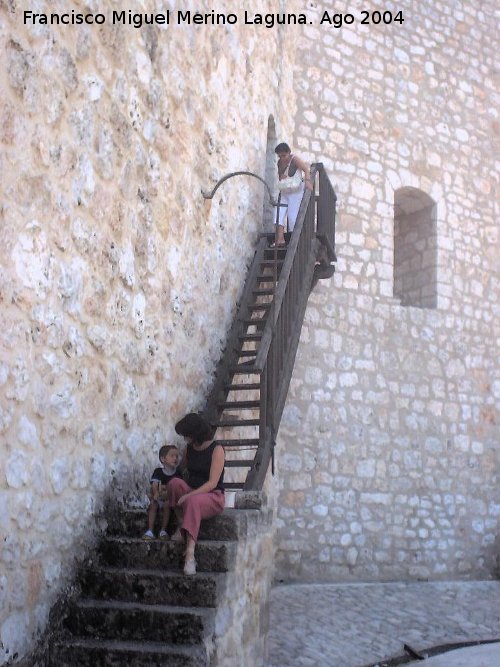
[186,441,224,492]
[150,467,181,486]
[278,155,298,177]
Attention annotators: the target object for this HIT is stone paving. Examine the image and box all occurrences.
[267,581,500,667]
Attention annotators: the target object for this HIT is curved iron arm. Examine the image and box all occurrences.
[202,171,278,207]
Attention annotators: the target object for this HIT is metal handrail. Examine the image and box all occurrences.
[317,163,337,263]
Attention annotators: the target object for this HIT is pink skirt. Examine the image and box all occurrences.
[168,477,225,542]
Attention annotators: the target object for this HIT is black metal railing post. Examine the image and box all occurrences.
[202,170,278,207]
[317,164,337,262]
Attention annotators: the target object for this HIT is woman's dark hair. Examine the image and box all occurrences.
[275,142,291,154]
[174,413,215,444]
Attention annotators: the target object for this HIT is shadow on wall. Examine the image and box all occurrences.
[263,114,278,232]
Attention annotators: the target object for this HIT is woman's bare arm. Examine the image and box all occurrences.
[293,155,313,190]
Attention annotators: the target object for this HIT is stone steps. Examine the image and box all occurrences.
[97,536,237,572]
[48,509,244,666]
[63,598,214,644]
[108,507,246,541]
[80,565,223,607]
[50,637,209,667]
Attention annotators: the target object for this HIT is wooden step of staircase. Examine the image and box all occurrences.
[242,318,266,328]
[259,261,283,269]
[224,383,260,391]
[225,459,254,468]
[248,303,271,311]
[229,365,260,374]
[218,400,260,409]
[263,248,287,257]
[215,418,260,427]
[215,439,259,448]
[252,288,275,296]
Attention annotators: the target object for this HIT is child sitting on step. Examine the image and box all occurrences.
[143,445,181,540]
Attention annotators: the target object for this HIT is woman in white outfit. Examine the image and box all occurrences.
[272,142,313,247]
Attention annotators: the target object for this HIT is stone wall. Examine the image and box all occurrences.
[274,0,499,581]
[0,1,299,662]
[213,495,274,667]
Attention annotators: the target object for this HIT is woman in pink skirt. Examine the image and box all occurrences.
[169,413,225,575]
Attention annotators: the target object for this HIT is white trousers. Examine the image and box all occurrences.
[277,188,305,231]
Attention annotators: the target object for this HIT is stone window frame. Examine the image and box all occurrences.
[386,172,447,309]
[394,186,437,309]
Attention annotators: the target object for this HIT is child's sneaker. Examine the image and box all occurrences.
[159,530,169,540]
[142,529,155,540]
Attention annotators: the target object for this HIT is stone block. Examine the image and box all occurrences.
[98,537,237,574]
[63,599,214,644]
[80,566,221,608]
[50,639,209,667]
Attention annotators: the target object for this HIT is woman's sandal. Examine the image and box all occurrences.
[269,241,286,248]
[171,528,184,543]
[184,557,196,576]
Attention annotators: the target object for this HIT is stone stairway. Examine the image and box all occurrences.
[203,163,337,492]
[48,507,248,667]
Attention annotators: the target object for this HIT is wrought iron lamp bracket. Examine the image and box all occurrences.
[202,171,278,207]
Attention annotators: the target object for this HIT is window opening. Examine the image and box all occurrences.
[394,187,437,308]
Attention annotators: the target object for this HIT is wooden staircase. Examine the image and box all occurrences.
[205,162,337,491]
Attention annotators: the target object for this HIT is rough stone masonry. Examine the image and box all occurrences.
[0,0,498,663]
[0,0,299,662]
[274,0,499,582]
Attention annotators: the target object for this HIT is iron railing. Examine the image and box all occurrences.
[245,163,335,489]
[317,164,337,263]
[202,162,336,491]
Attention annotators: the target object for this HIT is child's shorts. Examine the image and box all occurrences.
[148,497,166,508]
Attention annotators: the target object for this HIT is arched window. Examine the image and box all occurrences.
[394,187,437,308]
[263,115,277,231]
